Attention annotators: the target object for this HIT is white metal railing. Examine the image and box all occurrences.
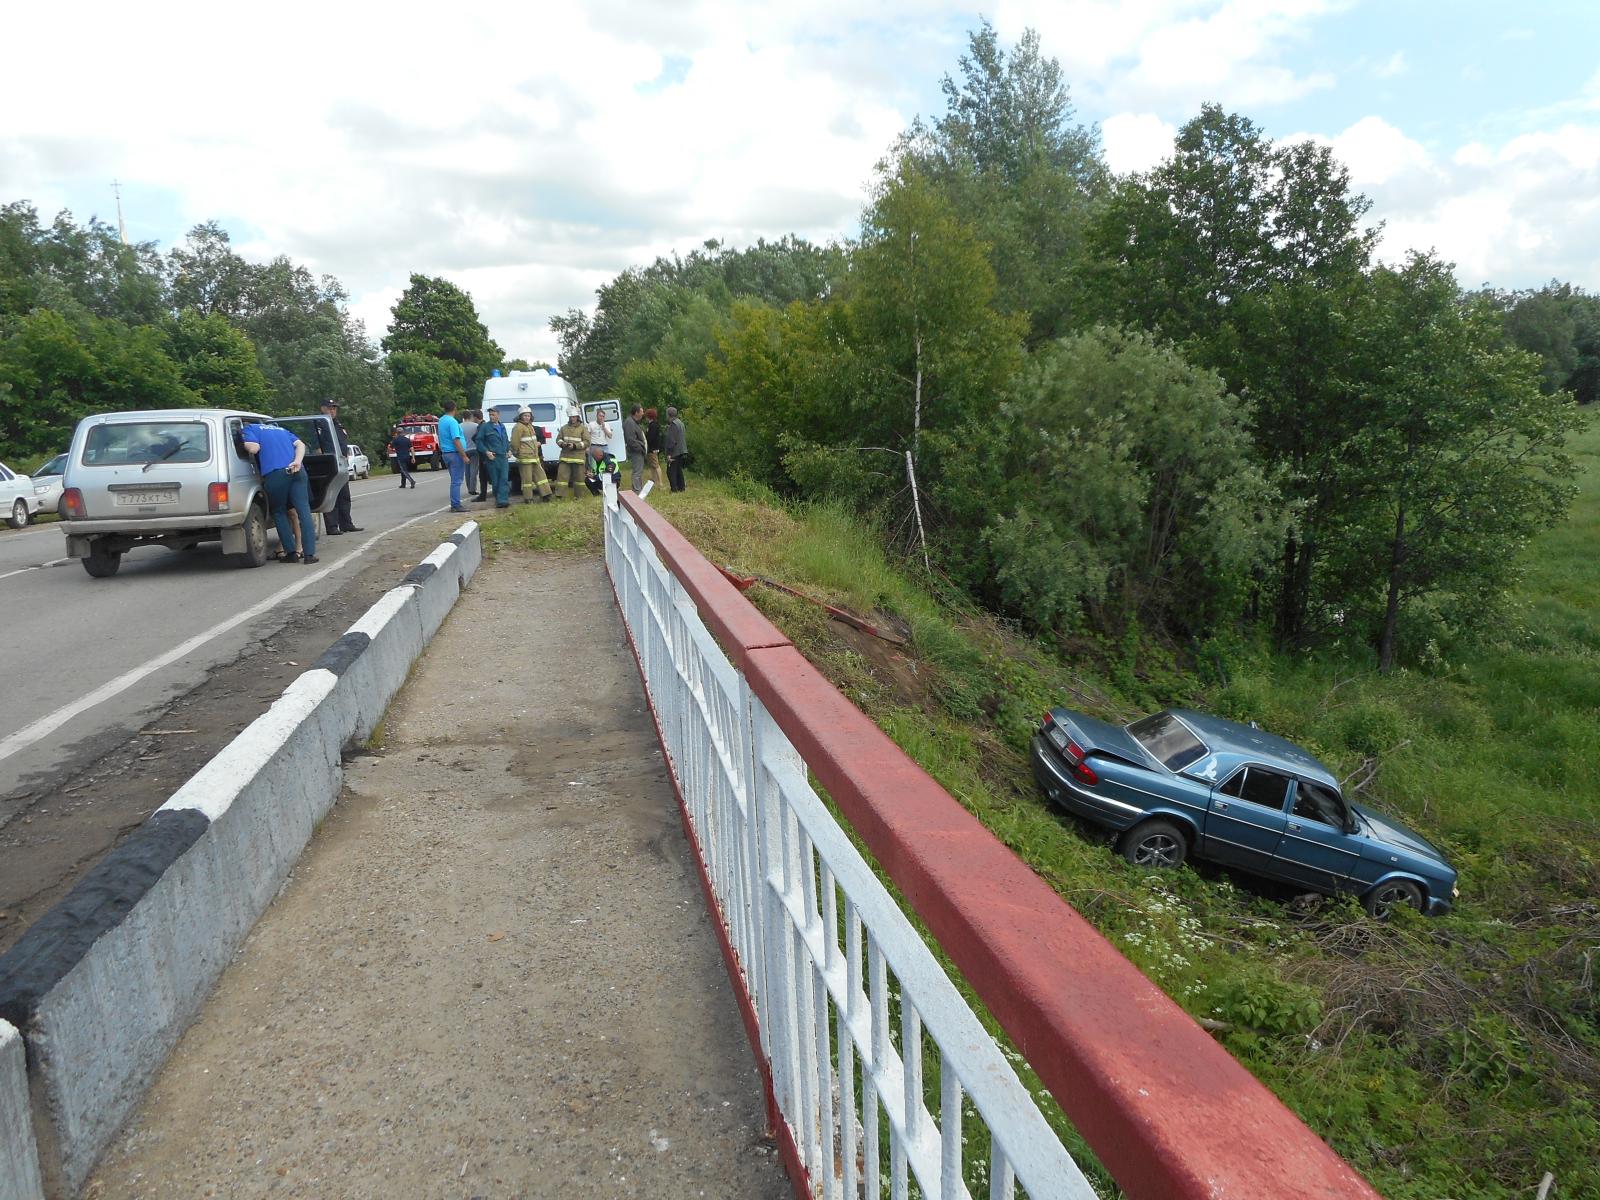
[605,496,1098,1200]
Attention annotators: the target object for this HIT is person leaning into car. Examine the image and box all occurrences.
[241,422,318,564]
[319,398,363,536]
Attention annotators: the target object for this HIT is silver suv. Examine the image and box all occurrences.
[59,408,348,578]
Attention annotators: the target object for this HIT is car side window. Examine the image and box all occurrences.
[1293,780,1346,828]
[1218,767,1291,811]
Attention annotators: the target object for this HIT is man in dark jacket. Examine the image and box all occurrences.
[320,399,363,534]
[663,406,688,492]
[622,404,649,494]
[389,427,416,488]
[476,409,512,507]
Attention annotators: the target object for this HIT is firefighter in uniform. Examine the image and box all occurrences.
[556,409,589,498]
[510,409,553,502]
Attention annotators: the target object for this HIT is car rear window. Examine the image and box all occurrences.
[1128,711,1208,771]
[82,421,211,466]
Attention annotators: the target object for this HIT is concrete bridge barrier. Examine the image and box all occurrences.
[0,522,481,1198]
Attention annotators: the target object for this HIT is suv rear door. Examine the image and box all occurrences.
[74,415,219,519]
[261,415,349,512]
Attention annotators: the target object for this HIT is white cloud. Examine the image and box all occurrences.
[0,0,937,362]
[994,0,1346,113]
[1373,51,1407,79]
[1101,113,1179,174]
[1298,117,1600,290]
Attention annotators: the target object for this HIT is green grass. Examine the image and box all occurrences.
[478,437,1600,1198]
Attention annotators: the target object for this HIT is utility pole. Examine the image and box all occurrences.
[111,179,127,245]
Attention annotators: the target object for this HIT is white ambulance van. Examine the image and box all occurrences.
[481,369,580,476]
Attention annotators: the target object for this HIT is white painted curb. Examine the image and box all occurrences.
[1,1019,44,1200]
[0,520,481,1198]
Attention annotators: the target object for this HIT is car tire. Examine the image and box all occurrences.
[1363,878,1424,918]
[83,545,122,578]
[233,502,269,568]
[1119,819,1189,869]
[8,499,28,528]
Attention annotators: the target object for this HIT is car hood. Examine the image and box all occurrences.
[1350,802,1447,864]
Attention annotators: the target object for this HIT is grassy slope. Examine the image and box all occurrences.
[484,434,1600,1198]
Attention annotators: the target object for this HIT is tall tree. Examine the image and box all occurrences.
[1327,256,1582,670]
[382,274,503,410]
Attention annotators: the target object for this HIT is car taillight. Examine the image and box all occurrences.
[1041,710,1055,729]
[1064,739,1085,762]
[208,483,230,513]
[61,488,86,519]
[1071,758,1099,785]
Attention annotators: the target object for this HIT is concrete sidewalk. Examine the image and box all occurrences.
[87,550,790,1199]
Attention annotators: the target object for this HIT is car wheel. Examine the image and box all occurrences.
[1363,878,1424,918]
[1119,819,1189,869]
[83,545,122,578]
[8,499,28,528]
[233,502,269,568]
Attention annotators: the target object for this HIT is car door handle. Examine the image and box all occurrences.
[1214,801,1229,811]
[1288,822,1302,831]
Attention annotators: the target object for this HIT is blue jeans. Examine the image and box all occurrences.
[442,451,466,508]
[263,468,315,558]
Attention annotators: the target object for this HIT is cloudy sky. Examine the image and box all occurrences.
[3,0,1597,363]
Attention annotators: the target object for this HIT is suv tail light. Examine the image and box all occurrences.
[61,488,86,520]
[208,482,230,513]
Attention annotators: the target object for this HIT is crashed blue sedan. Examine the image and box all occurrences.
[1031,707,1458,916]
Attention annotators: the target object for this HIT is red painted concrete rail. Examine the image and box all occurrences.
[618,494,1383,1200]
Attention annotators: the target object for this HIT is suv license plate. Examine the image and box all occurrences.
[115,490,178,506]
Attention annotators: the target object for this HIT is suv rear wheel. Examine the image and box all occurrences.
[83,544,122,578]
[232,502,269,568]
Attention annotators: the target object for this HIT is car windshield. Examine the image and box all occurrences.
[402,425,432,435]
[1127,711,1208,771]
[82,421,210,466]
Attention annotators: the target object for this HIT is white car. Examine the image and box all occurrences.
[1,460,46,528]
[30,452,67,515]
[346,443,371,479]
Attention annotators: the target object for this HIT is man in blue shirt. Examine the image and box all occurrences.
[436,400,470,512]
[241,422,318,563]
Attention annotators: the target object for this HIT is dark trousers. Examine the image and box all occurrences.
[263,468,315,558]
[333,482,354,530]
[465,451,480,494]
[629,452,647,494]
[667,455,686,492]
[395,458,414,486]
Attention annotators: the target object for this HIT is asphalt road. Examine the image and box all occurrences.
[0,468,457,808]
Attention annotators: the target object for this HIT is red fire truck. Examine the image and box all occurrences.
[389,414,442,470]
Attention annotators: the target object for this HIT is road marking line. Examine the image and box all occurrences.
[0,566,38,582]
[0,505,452,769]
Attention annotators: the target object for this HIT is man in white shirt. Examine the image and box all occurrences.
[586,407,612,452]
